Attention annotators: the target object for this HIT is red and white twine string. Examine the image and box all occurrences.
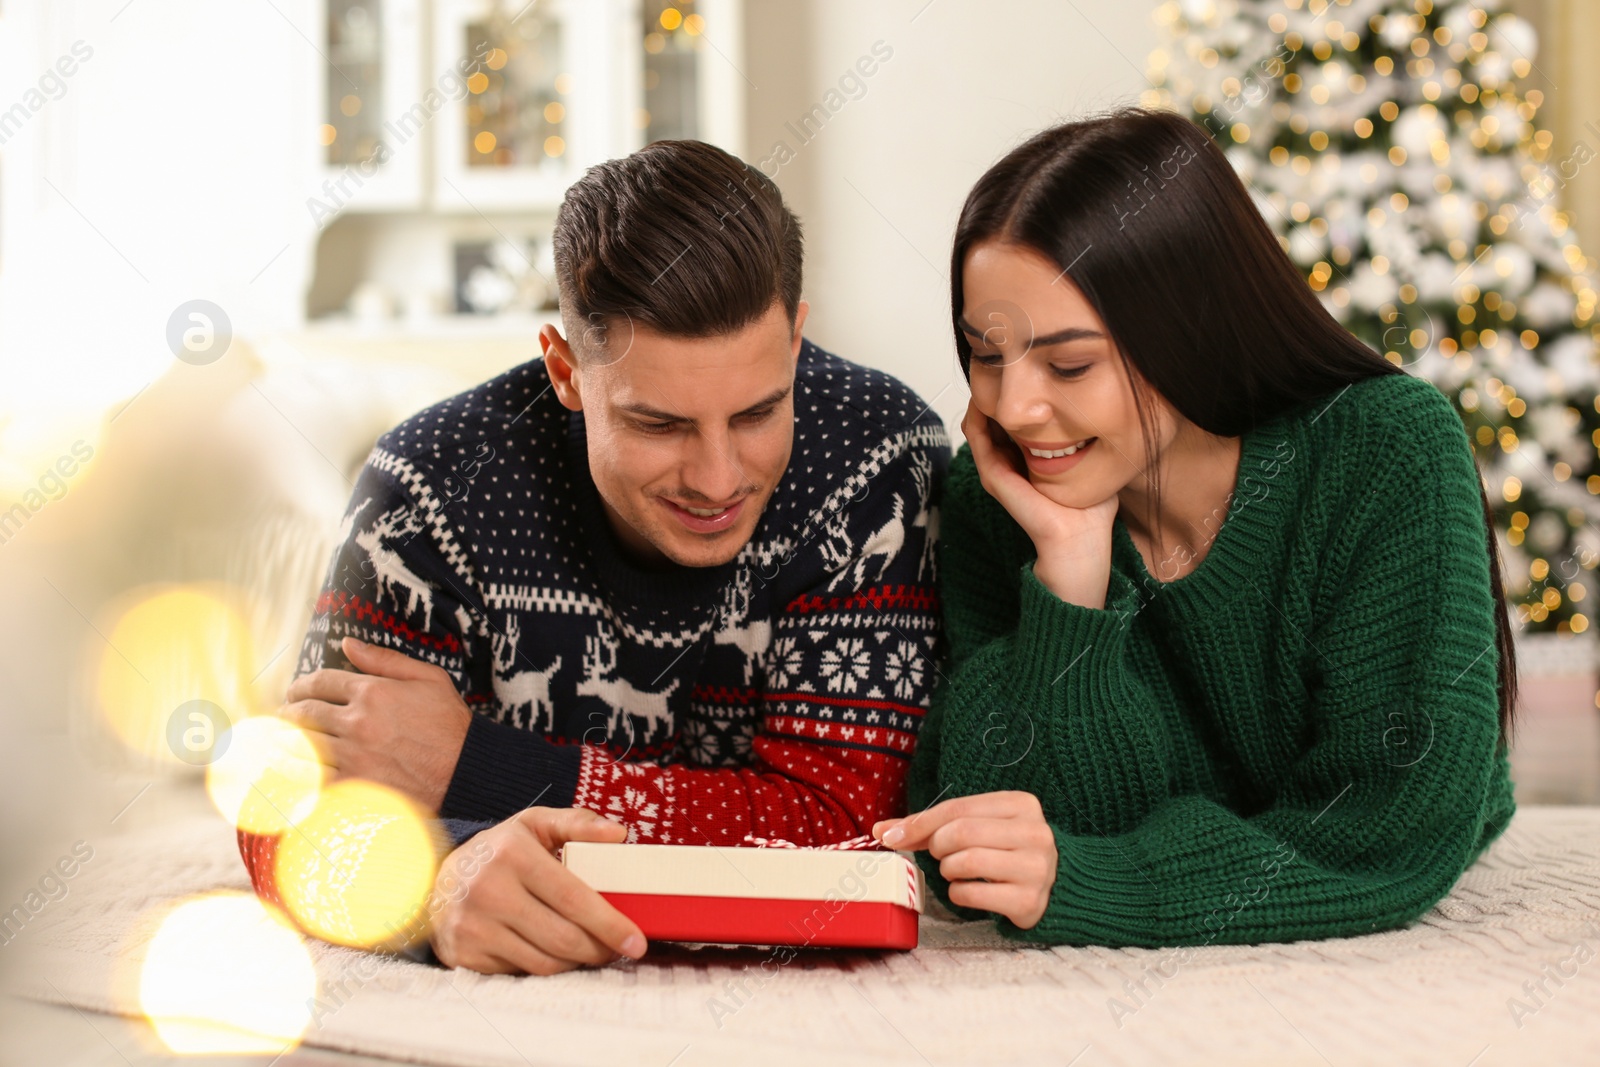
[738,832,885,850]
[738,832,920,909]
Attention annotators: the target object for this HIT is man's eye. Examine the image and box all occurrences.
[638,421,679,434]
[738,408,776,424]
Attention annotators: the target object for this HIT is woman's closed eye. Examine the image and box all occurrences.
[969,351,1090,380]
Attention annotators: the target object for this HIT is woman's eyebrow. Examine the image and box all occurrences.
[958,320,1105,347]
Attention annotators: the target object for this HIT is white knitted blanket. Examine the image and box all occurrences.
[7,807,1599,1067]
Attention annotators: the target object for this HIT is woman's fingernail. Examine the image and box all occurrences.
[883,826,905,847]
[621,935,646,959]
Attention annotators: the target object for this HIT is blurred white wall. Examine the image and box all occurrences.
[0,0,1160,760]
[0,0,1160,745]
[744,0,1160,438]
[0,0,318,437]
[0,0,1159,460]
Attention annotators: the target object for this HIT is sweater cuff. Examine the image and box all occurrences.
[438,713,582,823]
[439,817,498,850]
[994,820,1162,947]
[1012,560,1140,695]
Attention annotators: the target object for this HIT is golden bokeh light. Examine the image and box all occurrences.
[139,893,315,1055]
[205,715,324,836]
[95,584,262,762]
[274,779,440,951]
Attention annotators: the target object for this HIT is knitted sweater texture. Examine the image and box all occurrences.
[239,339,949,909]
[909,369,1516,946]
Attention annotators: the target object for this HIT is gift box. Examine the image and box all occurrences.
[561,834,924,949]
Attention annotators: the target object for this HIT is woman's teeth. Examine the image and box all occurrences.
[1026,439,1093,458]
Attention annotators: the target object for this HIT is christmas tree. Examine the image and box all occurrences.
[1145,0,1600,635]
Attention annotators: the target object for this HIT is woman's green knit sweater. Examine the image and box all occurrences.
[909,369,1516,946]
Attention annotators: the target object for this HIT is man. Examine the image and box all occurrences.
[237,139,950,975]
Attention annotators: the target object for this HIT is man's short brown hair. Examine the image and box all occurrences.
[552,140,804,356]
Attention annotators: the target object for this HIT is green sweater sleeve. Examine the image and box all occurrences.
[908,448,1175,919]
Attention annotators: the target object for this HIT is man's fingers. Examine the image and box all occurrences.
[342,635,444,683]
[484,933,584,977]
[523,806,630,850]
[289,726,339,770]
[276,699,346,739]
[284,669,363,706]
[504,889,623,968]
[525,853,647,961]
[458,938,576,977]
[511,809,645,959]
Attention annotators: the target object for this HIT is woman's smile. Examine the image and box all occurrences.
[1014,435,1098,474]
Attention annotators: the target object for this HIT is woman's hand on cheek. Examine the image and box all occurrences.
[961,398,1117,609]
[871,791,1058,931]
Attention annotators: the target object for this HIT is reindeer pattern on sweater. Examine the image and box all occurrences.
[236,340,948,907]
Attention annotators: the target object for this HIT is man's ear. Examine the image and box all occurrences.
[541,324,583,412]
[789,300,809,363]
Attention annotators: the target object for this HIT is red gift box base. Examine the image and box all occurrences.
[600,891,919,950]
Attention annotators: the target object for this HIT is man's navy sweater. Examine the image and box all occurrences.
[239,339,950,909]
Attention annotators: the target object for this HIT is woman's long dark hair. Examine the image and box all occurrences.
[950,106,1517,750]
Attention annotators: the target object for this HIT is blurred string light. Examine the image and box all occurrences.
[207,726,443,948]
[137,892,315,1055]
[0,406,107,505]
[205,714,324,835]
[130,748,442,1053]
[95,584,266,764]
[643,0,703,142]
[92,582,446,1033]
[1146,0,1600,636]
[465,1,569,165]
[274,779,441,952]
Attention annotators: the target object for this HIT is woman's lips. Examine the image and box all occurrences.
[1019,437,1097,475]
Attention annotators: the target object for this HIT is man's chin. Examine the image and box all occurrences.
[629,512,756,568]
[656,526,753,568]
[659,543,745,566]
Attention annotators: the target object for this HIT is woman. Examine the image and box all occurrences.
[870,108,1518,946]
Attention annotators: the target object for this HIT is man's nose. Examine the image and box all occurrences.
[680,426,747,503]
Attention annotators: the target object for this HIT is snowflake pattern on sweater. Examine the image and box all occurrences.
[239,340,949,906]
